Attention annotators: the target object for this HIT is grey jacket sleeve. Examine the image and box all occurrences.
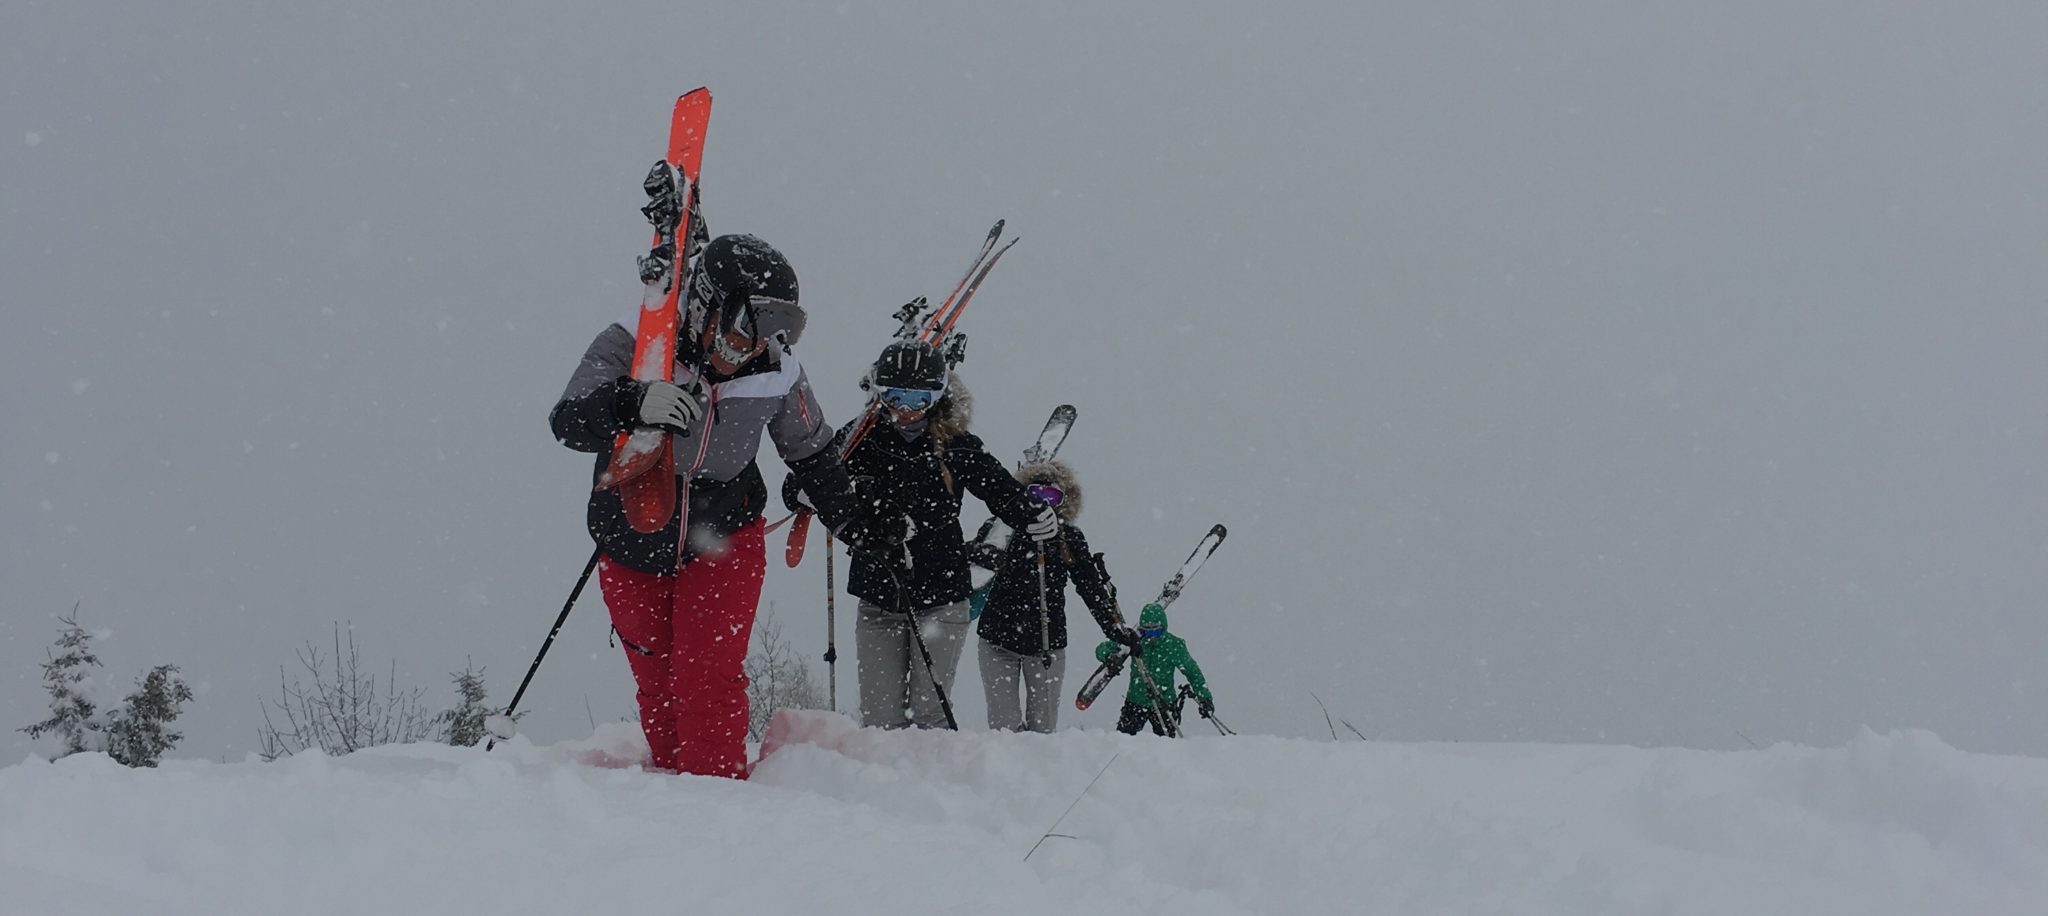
[549,323,639,453]
[767,366,837,465]
[772,366,867,532]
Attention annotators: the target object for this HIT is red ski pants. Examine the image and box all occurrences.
[597,521,765,778]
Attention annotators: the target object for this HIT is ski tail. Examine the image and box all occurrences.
[1075,651,1125,710]
[613,438,676,532]
[785,512,812,566]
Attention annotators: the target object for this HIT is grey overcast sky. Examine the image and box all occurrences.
[4,1,2044,762]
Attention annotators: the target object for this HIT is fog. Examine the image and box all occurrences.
[5,1,2043,762]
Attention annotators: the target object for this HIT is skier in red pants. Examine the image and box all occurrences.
[550,234,902,778]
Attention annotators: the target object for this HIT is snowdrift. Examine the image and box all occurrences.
[4,714,2045,915]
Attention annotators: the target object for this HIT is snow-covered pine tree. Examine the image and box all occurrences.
[436,661,492,747]
[20,607,104,757]
[104,664,195,767]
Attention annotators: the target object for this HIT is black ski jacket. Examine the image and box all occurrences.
[972,458,1121,656]
[832,381,1045,613]
[977,523,1120,656]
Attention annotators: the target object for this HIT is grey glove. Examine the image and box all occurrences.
[1024,506,1060,542]
[636,380,702,434]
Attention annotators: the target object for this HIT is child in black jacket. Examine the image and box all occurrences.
[974,459,1140,731]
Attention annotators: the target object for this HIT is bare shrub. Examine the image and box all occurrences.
[258,624,435,759]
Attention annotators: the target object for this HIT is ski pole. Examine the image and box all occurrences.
[1181,684,1231,736]
[824,534,838,712]
[1035,549,1053,668]
[488,546,601,752]
[886,564,958,730]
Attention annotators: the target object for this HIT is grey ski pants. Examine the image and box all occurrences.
[979,641,1066,733]
[855,599,970,729]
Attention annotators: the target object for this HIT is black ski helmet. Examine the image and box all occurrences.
[869,340,948,391]
[691,234,804,346]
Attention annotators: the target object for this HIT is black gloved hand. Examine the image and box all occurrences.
[1107,625,1143,649]
[967,542,1002,571]
[840,512,917,567]
[1197,696,1216,718]
[780,474,815,515]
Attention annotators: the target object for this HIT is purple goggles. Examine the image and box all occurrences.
[1027,483,1064,506]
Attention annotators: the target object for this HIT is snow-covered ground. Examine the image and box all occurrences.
[4,714,2044,915]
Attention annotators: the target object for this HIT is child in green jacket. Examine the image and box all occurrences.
[1094,602,1213,736]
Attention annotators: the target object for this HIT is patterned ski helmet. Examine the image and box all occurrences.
[870,340,948,391]
[691,234,804,346]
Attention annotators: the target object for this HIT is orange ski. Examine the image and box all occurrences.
[598,88,712,534]
[785,221,1013,566]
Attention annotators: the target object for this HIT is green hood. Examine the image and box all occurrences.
[1138,602,1168,631]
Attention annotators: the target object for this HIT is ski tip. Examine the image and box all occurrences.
[988,219,1004,239]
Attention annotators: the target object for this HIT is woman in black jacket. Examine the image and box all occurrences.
[974,458,1141,732]
[792,340,1057,729]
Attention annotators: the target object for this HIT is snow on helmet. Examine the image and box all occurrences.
[868,340,948,392]
[689,233,804,347]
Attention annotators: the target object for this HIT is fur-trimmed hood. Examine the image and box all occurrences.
[1016,458,1082,523]
[927,374,972,443]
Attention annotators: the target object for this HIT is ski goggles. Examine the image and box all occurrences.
[1139,626,1165,639]
[1027,483,1065,506]
[690,269,752,333]
[877,386,940,411]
